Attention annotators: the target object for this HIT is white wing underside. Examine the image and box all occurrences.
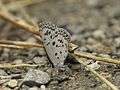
[44,35,68,67]
[39,22,70,68]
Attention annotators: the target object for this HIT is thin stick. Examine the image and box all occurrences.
[6,0,45,11]
[0,63,38,68]
[0,11,41,36]
[74,51,120,64]
[0,40,43,48]
[13,0,38,28]
[0,74,21,79]
[74,55,119,90]
[0,44,25,49]
[0,43,42,49]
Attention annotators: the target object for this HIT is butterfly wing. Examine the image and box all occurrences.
[44,35,68,67]
[59,28,71,42]
[39,22,70,68]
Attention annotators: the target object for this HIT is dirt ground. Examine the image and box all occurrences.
[0,0,120,90]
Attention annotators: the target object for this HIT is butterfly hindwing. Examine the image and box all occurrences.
[44,35,68,67]
[59,28,71,42]
[39,21,70,68]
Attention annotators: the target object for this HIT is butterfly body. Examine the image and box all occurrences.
[39,21,71,68]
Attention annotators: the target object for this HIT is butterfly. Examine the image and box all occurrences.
[38,21,71,68]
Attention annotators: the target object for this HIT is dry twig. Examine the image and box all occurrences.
[6,0,45,11]
[74,51,120,65]
[74,55,119,90]
[0,11,40,36]
[0,44,25,49]
[0,74,21,79]
[0,63,38,68]
[0,40,43,48]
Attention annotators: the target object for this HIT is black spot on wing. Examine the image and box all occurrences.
[52,41,55,46]
[50,35,52,39]
[55,53,57,56]
[60,51,62,54]
[56,45,58,47]
[44,30,51,35]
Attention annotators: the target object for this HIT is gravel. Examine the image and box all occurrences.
[23,69,50,86]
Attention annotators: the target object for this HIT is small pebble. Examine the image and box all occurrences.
[29,86,39,90]
[23,69,50,86]
[86,0,105,8]
[87,61,100,70]
[87,38,97,45]
[40,85,46,90]
[86,0,99,7]
[4,48,10,53]
[26,37,37,43]
[1,87,11,90]
[21,85,30,90]
[71,64,81,70]
[106,5,120,18]
[0,79,9,85]
[49,80,58,86]
[33,56,48,65]
[29,48,46,56]
[0,69,7,76]
[7,79,18,88]
[13,59,23,64]
[113,72,120,86]
[93,30,105,39]
[115,37,120,47]
[101,83,110,89]
[1,48,9,60]
[99,54,110,58]
[75,47,88,52]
